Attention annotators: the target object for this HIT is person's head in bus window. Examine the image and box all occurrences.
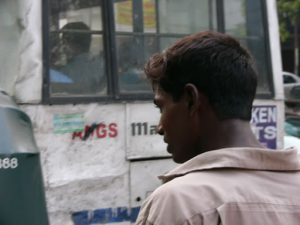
[50,21,106,94]
[61,22,92,61]
[145,31,261,163]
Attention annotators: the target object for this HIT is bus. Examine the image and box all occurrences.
[0,0,284,224]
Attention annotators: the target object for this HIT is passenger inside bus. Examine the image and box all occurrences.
[50,22,106,95]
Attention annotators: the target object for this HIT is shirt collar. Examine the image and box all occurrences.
[159,147,300,183]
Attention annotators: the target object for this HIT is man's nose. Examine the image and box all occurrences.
[156,123,164,135]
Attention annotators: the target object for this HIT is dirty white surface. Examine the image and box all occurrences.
[0,0,42,102]
[15,0,42,103]
[22,103,131,225]
[126,103,169,159]
[130,159,177,208]
[0,0,20,96]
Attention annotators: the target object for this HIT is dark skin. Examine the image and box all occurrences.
[154,83,264,163]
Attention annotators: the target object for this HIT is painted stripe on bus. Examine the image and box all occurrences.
[72,207,140,224]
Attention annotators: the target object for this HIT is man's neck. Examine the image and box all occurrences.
[202,119,264,151]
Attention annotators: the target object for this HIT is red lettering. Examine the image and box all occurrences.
[109,123,118,138]
[96,123,107,138]
[72,123,118,140]
[72,131,83,140]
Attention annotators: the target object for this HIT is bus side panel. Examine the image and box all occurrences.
[17,0,43,103]
[22,104,130,225]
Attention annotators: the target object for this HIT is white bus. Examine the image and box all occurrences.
[0,0,284,224]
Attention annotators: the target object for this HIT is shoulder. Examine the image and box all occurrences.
[136,173,220,225]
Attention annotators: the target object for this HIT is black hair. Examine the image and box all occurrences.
[144,31,258,121]
[61,22,91,52]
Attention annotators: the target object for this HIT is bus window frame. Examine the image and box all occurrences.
[42,0,274,104]
[257,0,275,99]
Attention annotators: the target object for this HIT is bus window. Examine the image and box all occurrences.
[43,0,273,102]
[114,0,217,94]
[48,1,107,97]
[224,0,272,96]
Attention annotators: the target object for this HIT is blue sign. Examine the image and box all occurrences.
[251,105,277,149]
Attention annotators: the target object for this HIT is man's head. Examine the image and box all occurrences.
[145,31,258,163]
[61,22,91,54]
[146,31,257,120]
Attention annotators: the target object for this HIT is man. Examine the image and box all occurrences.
[51,22,106,94]
[135,31,300,225]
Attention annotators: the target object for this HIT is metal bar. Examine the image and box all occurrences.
[42,0,51,104]
[155,0,160,51]
[103,0,118,98]
[259,0,274,98]
[115,31,187,38]
[208,0,214,30]
[216,0,225,33]
[133,0,144,32]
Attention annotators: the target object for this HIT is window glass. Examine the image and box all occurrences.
[224,0,271,95]
[0,0,19,94]
[283,75,296,84]
[114,0,154,93]
[114,0,217,94]
[116,35,154,93]
[49,1,107,97]
[158,0,217,34]
[160,37,181,51]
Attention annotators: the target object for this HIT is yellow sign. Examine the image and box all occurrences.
[143,0,156,29]
[115,0,156,30]
[115,1,133,26]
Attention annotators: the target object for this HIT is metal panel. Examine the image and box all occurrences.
[126,102,169,160]
[130,159,177,209]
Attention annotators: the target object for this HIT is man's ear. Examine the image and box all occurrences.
[183,84,208,114]
[183,84,199,113]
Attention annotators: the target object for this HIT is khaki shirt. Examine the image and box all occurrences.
[135,148,300,225]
